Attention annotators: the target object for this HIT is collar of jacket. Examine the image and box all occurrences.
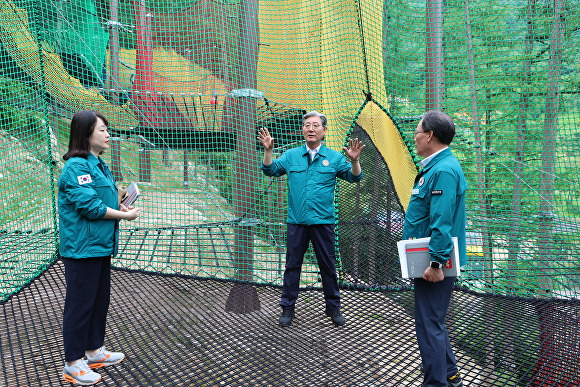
[421,147,452,174]
[301,143,329,158]
[86,153,115,182]
[86,153,103,166]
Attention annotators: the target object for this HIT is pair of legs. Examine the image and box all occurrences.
[414,276,459,387]
[62,256,111,364]
[280,224,341,310]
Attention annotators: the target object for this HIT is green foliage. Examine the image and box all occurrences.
[383,0,580,298]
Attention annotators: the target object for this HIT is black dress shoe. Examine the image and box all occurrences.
[325,308,346,326]
[279,308,295,327]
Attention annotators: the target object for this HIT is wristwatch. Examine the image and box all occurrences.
[430,261,443,269]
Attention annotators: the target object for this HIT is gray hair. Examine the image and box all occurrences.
[302,111,327,127]
[420,110,456,145]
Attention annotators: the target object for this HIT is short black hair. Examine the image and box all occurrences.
[420,110,456,145]
[63,110,108,160]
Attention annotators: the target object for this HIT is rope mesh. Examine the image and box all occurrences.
[1,0,579,385]
[2,262,578,386]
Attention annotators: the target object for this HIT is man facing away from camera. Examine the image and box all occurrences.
[403,110,467,387]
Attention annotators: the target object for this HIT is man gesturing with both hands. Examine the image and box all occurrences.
[259,111,364,327]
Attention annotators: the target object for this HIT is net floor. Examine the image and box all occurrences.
[1,260,578,386]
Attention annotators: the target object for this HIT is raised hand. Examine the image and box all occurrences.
[343,138,365,161]
[258,127,274,150]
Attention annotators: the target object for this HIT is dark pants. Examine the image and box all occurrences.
[414,276,459,387]
[280,224,340,310]
[62,256,111,362]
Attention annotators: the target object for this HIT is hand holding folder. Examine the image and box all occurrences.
[397,237,460,278]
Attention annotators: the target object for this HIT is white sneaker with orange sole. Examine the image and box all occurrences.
[62,360,101,385]
[85,346,125,369]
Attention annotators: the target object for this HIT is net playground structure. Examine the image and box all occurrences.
[0,0,578,385]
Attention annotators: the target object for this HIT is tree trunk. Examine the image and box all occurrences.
[536,0,565,296]
[425,0,444,110]
[507,0,536,291]
[463,1,496,381]
[225,0,261,314]
[463,0,490,274]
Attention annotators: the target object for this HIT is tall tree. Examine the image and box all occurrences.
[426,0,444,110]
[536,0,566,295]
[225,0,261,313]
[507,0,537,291]
[462,0,494,283]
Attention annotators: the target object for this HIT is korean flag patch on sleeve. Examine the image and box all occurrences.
[77,174,92,185]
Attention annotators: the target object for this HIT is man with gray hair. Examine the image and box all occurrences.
[403,110,467,387]
[259,111,365,327]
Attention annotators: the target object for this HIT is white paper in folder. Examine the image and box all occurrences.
[397,237,460,278]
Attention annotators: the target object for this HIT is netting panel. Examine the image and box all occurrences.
[2,0,577,297]
[2,262,578,386]
[1,0,579,385]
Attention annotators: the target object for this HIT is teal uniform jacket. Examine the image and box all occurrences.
[58,154,119,258]
[403,148,468,266]
[261,144,363,225]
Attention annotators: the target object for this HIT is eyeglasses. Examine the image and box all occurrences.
[303,123,323,129]
[414,130,429,137]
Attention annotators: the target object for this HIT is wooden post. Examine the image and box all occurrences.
[107,0,120,103]
[107,0,123,181]
[183,150,189,188]
[139,139,151,182]
[110,137,123,181]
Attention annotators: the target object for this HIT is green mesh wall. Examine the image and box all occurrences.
[1,0,579,386]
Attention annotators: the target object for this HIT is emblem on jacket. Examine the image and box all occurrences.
[322,159,330,166]
[77,174,92,185]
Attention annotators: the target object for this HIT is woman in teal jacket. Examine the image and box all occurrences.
[59,110,140,386]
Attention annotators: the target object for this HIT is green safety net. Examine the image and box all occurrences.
[0,0,578,385]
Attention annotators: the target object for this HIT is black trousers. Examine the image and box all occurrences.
[414,276,459,387]
[62,256,111,362]
[280,224,341,310]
